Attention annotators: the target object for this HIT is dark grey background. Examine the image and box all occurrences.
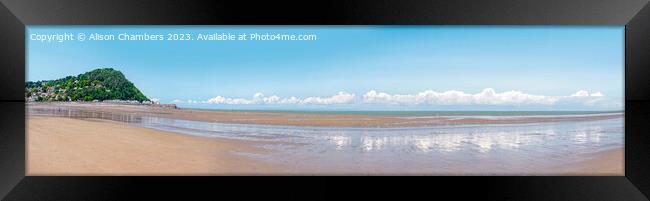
[0,0,649,200]
[0,0,647,25]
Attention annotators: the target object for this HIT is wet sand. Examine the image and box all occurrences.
[28,102,623,128]
[27,116,282,175]
[26,102,624,175]
[549,148,623,176]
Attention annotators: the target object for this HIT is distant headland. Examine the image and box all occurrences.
[26,68,160,105]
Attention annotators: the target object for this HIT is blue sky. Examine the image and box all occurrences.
[27,26,624,111]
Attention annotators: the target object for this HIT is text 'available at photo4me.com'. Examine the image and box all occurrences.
[30,32,319,43]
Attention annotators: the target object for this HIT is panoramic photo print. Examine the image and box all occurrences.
[26,26,624,175]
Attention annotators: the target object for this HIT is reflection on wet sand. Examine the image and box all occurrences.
[28,106,624,175]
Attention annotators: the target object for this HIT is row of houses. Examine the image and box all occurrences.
[26,97,177,109]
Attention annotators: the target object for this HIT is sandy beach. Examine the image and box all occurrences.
[549,148,624,176]
[27,102,623,128]
[27,102,624,175]
[27,116,281,175]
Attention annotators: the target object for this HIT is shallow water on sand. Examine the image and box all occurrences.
[28,107,624,174]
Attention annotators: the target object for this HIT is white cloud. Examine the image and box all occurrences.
[363,88,604,106]
[301,92,356,104]
[203,91,355,105]
[564,90,608,107]
[279,96,301,104]
[571,90,590,97]
[570,90,604,97]
[206,96,256,105]
[364,88,560,105]
[182,89,609,107]
[253,93,282,104]
[590,92,604,97]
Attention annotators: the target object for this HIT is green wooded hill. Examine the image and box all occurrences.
[26,68,149,102]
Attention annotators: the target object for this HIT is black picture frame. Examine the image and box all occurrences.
[1,0,649,200]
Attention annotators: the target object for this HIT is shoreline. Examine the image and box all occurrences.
[27,102,624,128]
[26,102,624,175]
[26,115,624,175]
